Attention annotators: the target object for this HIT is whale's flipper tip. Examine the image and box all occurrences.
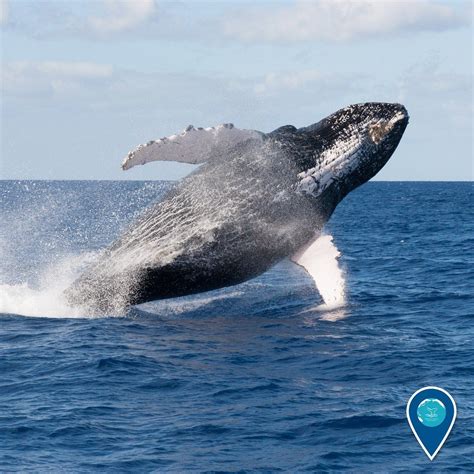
[291,234,346,308]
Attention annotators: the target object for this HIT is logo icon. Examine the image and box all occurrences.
[417,398,446,427]
[407,386,456,460]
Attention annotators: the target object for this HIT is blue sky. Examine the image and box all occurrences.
[1,0,472,180]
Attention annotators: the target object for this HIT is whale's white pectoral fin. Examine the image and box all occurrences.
[291,234,346,308]
[121,124,264,170]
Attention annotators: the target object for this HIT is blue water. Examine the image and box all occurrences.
[0,181,473,472]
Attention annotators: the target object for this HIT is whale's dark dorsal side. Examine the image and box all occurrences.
[66,103,408,313]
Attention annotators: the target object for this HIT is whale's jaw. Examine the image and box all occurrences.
[297,103,409,202]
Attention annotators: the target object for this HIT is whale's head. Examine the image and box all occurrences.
[297,102,409,205]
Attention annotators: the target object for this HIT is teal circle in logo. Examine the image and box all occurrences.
[417,398,446,427]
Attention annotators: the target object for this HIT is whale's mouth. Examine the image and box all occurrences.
[296,103,409,198]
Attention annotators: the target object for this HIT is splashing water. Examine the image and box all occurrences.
[0,253,98,318]
[0,180,166,318]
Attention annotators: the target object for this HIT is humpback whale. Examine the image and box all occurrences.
[66,102,409,313]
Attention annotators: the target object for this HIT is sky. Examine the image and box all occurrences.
[0,0,472,181]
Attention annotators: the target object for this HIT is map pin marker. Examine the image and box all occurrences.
[406,386,457,460]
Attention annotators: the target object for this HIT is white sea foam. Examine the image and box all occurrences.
[0,253,97,318]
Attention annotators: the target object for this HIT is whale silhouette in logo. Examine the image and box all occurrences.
[426,407,439,418]
[65,102,409,313]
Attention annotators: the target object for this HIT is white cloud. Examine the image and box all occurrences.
[223,0,470,42]
[30,61,113,78]
[2,61,114,98]
[0,0,8,26]
[88,0,156,34]
[253,70,322,95]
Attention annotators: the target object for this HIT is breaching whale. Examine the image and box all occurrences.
[65,102,409,313]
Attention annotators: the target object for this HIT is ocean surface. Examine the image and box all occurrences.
[0,180,473,472]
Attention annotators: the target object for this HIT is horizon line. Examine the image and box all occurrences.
[0,178,472,183]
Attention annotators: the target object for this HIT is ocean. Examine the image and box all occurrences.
[0,180,473,472]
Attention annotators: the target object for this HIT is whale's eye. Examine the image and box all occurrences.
[369,121,391,144]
